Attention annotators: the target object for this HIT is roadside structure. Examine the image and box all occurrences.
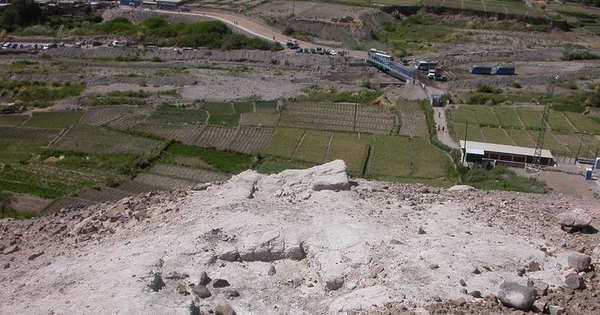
[460,140,554,167]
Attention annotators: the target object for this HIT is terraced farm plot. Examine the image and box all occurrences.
[117,180,165,194]
[449,122,485,142]
[239,113,279,126]
[132,173,195,190]
[293,130,331,164]
[368,136,412,179]
[149,163,231,183]
[0,163,122,198]
[0,140,46,163]
[255,101,278,114]
[234,102,254,114]
[23,111,83,128]
[75,187,131,203]
[325,133,371,176]
[133,123,205,145]
[548,112,577,133]
[397,102,427,137]
[80,106,138,126]
[147,106,208,124]
[517,109,543,130]
[193,126,238,151]
[564,112,600,134]
[448,107,477,125]
[52,124,164,155]
[0,115,28,126]
[410,138,450,179]
[552,133,600,157]
[0,126,63,143]
[506,129,536,147]
[530,131,569,153]
[203,102,234,114]
[42,197,92,214]
[263,127,305,159]
[493,107,523,129]
[481,127,514,145]
[229,127,273,155]
[471,106,500,127]
[105,114,145,130]
[279,102,395,134]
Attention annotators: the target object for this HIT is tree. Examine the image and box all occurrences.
[0,0,43,32]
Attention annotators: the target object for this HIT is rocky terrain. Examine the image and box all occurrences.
[1,160,599,315]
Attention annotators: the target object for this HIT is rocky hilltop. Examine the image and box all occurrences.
[1,160,599,315]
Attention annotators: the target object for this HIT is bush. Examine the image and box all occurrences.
[476,84,503,94]
[509,81,522,88]
[282,26,295,36]
[562,50,600,61]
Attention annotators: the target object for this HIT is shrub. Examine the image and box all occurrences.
[476,84,503,94]
[509,81,522,88]
[283,26,295,36]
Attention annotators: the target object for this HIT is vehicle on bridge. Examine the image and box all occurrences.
[367,49,414,82]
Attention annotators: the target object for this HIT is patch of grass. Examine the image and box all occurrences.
[166,143,253,174]
[296,87,383,104]
[0,140,46,164]
[147,105,208,124]
[0,79,86,108]
[41,150,146,178]
[325,133,371,177]
[459,164,548,193]
[293,130,331,164]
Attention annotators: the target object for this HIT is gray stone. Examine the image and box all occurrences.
[469,290,482,298]
[238,229,305,262]
[417,227,426,235]
[531,299,548,313]
[568,252,592,272]
[549,305,565,315]
[223,289,240,298]
[2,244,19,255]
[199,271,212,286]
[527,261,541,272]
[565,274,586,290]
[268,265,276,276]
[165,271,189,280]
[218,247,239,262]
[212,278,230,288]
[459,279,467,287]
[556,208,592,228]
[189,301,202,315]
[497,282,537,310]
[27,251,44,261]
[192,285,212,299]
[149,273,165,292]
[315,251,346,291]
[310,160,350,191]
[533,280,549,296]
[214,304,236,315]
[175,283,189,295]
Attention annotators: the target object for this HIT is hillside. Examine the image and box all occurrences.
[1,160,599,314]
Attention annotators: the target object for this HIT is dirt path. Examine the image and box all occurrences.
[128,7,367,58]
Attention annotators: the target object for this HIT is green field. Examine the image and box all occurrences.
[325,133,371,176]
[51,124,164,155]
[22,111,83,128]
[293,130,331,164]
[0,140,46,163]
[0,115,28,126]
[263,127,305,159]
[147,105,208,124]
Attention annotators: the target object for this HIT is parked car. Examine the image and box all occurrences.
[434,75,448,81]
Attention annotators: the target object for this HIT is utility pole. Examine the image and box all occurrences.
[532,75,558,169]
[462,122,468,165]
[353,95,358,132]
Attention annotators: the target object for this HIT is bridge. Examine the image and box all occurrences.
[367,49,415,82]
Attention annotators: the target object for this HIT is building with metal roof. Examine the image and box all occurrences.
[460,140,554,167]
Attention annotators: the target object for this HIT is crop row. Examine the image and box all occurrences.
[450,122,600,157]
[51,124,164,155]
[80,105,137,126]
[398,102,428,137]
[193,126,272,155]
[134,123,206,145]
[23,111,84,129]
[149,163,231,183]
[0,126,63,143]
[448,105,600,134]
[133,173,196,190]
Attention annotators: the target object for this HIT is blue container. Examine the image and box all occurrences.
[585,168,593,180]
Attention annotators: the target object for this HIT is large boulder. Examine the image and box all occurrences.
[328,286,395,314]
[556,208,592,229]
[497,282,537,310]
[315,251,346,291]
[567,252,592,272]
[219,171,261,200]
[238,229,305,262]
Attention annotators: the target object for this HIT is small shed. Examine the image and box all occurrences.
[460,140,554,167]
